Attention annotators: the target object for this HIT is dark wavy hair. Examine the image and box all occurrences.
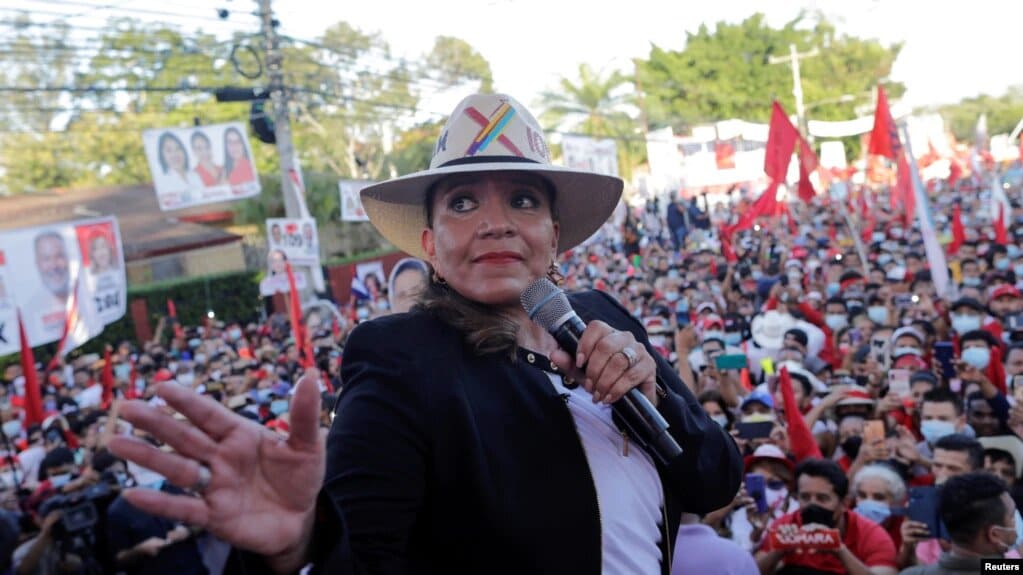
[157,132,189,173]
[223,127,250,177]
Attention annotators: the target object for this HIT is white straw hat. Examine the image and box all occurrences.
[360,93,623,258]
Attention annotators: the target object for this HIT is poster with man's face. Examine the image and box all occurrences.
[265,218,319,267]
[0,217,125,356]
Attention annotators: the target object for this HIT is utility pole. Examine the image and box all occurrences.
[257,0,302,218]
[768,44,819,138]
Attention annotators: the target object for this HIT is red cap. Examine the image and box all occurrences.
[893,355,929,370]
[992,285,1022,300]
[153,369,174,383]
[266,419,290,433]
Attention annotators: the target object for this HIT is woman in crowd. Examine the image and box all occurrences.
[109,94,743,574]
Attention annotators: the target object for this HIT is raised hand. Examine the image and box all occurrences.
[109,371,326,562]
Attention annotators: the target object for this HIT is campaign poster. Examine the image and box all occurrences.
[266,218,320,267]
[355,261,386,300]
[0,216,125,355]
[142,122,261,211]
[561,135,620,177]
[338,180,372,222]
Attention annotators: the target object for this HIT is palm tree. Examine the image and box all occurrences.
[538,63,643,178]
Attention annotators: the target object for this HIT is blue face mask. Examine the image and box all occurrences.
[1009,246,1022,260]
[854,500,892,525]
[113,364,131,380]
[270,399,289,416]
[872,232,886,243]
[877,254,893,265]
[867,306,888,325]
[724,332,743,346]
[952,314,983,335]
[665,291,679,302]
[188,338,202,349]
[1014,264,1023,278]
[825,314,848,331]
[962,347,991,370]
[827,283,841,297]
[921,419,957,445]
[996,259,1011,271]
[963,276,982,287]
[893,346,922,358]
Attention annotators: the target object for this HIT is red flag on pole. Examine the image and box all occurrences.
[996,203,1009,246]
[17,312,44,429]
[765,102,800,182]
[125,358,138,400]
[101,348,114,409]
[869,86,900,159]
[285,262,315,369]
[950,204,966,255]
[167,299,185,340]
[779,366,823,463]
[796,139,819,202]
[719,226,738,263]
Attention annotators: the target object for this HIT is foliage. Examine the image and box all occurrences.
[636,13,904,132]
[929,86,1023,142]
[0,16,492,196]
[539,63,643,179]
[425,36,493,92]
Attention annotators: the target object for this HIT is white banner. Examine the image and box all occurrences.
[560,135,619,177]
[0,217,125,356]
[339,180,372,222]
[142,122,261,211]
[266,218,319,267]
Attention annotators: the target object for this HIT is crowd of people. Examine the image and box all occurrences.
[3,96,1023,573]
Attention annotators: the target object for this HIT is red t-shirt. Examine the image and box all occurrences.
[767,509,898,574]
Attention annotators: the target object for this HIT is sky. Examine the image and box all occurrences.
[6,0,1023,121]
[270,0,1023,114]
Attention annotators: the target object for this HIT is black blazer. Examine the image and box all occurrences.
[235,290,742,574]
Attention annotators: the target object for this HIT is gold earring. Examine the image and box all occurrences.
[548,261,565,286]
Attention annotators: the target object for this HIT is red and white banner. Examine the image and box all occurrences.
[142,122,261,211]
[0,216,124,356]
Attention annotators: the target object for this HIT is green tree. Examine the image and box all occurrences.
[424,36,494,92]
[538,63,642,178]
[636,12,904,132]
[929,86,1023,142]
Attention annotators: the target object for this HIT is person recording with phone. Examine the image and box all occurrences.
[108,93,742,575]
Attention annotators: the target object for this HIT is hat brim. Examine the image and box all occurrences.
[361,162,623,259]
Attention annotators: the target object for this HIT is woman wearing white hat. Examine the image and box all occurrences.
[108,94,742,574]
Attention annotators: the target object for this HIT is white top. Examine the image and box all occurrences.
[545,371,665,575]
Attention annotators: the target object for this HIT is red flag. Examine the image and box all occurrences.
[167,299,185,340]
[17,313,44,429]
[796,139,819,202]
[101,348,114,409]
[765,101,800,182]
[719,226,738,263]
[950,204,965,255]
[996,203,1009,246]
[869,86,901,159]
[125,359,138,400]
[285,263,315,369]
[729,182,781,234]
[709,258,718,278]
[828,222,837,242]
[895,154,916,225]
[779,366,823,463]
[332,315,341,340]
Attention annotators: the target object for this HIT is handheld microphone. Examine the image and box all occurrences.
[522,278,683,466]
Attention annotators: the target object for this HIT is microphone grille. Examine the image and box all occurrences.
[521,278,572,331]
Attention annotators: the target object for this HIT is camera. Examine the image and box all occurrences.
[37,479,119,574]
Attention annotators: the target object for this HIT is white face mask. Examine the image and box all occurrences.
[2,420,22,439]
[176,373,195,386]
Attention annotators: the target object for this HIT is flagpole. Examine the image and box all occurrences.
[898,122,954,301]
[841,210,871,277]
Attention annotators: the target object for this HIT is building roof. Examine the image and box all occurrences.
[0,184,241,261]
